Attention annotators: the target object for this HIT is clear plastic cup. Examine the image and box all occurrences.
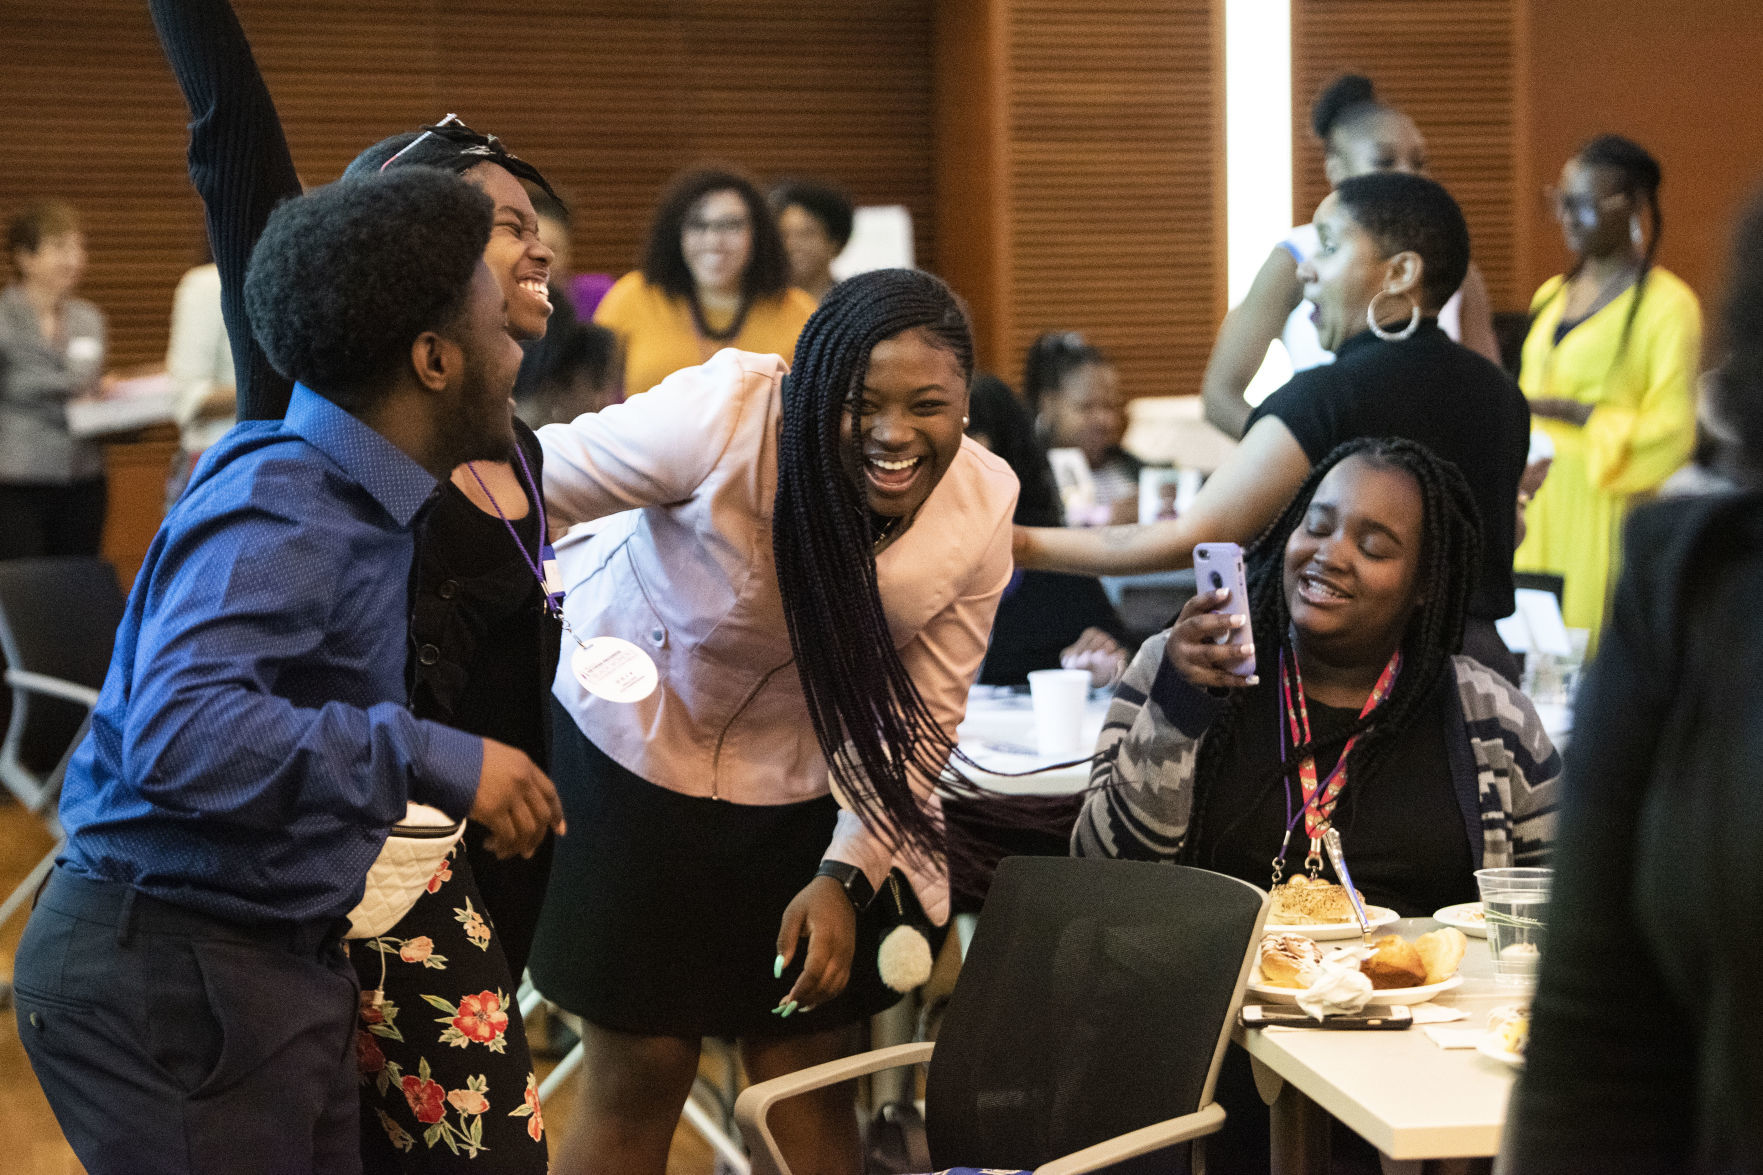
[1475,867,1552,986]
[1027,668,1091,757]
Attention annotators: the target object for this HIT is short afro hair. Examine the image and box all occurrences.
[770,180,856,251]
[1335,172,1471,310]
[244,168,493,408]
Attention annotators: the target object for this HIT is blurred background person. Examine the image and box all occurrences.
[1200,73,1500,438]
[533,188,613,322]
[1502,185,1763,1175]
[0,199,107,560]
[516,320,625,430]
[965,373,1130,687]
[164,243,236,504]
[771,178,854,305]
[595,167,814,400]
[1024,330,1142,525]
[1514,134,1701,639]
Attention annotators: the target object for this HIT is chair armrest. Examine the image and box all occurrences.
[1034,1101,1227,1175]
[735,1041,935,1175]
[4,669,101,709]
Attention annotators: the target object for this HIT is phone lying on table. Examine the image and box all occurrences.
[1192,542,1256,677]
[1240,1005,1413,1030]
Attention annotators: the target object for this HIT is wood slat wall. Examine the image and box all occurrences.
[937,0,1224,400]
[1006,0,1224,398]
[1291,0,1524,310]
[4,0,936,369]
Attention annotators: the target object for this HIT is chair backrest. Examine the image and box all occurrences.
[924,856,1269,1172]
[0,558,125,807]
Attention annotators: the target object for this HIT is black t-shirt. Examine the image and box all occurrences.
[1185,670,1477,917]
[1246,321,1530,621]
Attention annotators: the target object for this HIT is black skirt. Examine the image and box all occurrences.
[528,699,905,1039]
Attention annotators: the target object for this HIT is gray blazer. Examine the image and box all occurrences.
[0,284,106,483]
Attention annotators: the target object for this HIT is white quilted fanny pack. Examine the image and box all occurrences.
[345,803,466,939]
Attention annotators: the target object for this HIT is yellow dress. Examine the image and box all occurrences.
[1514,268,1701,640]
[593,272,816,400]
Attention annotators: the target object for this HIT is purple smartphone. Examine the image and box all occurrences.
[1192,542,1256,678]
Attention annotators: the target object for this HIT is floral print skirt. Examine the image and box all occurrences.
[352,844,547,1173]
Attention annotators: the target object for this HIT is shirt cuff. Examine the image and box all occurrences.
[1149,656,1228,739]
[410,722,482,822]
[823,808,952,927]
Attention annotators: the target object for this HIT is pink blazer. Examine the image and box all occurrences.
[538,349,1018,923]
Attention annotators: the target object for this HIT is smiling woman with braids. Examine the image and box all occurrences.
[530,268,1016,1175]
[1074,438,1560,1172]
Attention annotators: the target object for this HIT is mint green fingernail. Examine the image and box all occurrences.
[773,954,785,979]
[780,1001,797,1018]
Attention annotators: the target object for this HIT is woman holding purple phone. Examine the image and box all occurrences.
[1074,436,1558,1172]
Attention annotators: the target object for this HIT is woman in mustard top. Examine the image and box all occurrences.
[1517,135,1701,638]
[596,168,816,399]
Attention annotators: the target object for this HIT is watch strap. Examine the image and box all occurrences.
[814,859,876,911]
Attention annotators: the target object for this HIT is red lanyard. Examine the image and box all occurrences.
[1274,646,1400,879]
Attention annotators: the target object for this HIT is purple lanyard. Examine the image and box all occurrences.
[462,444,562,615]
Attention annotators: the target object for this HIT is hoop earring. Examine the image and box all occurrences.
[1366,291,1420,342]
[1630,213,1645,248]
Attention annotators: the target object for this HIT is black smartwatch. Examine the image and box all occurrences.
[814,860,876,912]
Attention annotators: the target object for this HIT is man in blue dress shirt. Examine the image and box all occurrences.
[12,169,564,1174]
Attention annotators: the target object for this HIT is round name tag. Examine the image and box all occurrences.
[571,637,659,703]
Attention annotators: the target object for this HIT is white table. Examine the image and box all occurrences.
[954,686,1110,795]
[1237,918,1523,1173]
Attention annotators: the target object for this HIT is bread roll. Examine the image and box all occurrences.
[1361,935,1427,989]
[1416,927,1468,985]
[1267,875,1363,926]
[1258,932,1325,988]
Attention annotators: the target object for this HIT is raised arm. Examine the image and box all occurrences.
[1200,244,1305,438]
[149,0,301,421]
[1455,262,1503,365]
[1013,415,1313,575]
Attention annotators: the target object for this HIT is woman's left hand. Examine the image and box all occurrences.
[1061,627,1128,688]
[773,875,858,1014]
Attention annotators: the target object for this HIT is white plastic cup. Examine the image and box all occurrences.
[1027,668,1091,757]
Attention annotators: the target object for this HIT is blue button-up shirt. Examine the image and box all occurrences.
[60,385,482,926]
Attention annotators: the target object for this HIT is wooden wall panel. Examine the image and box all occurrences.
[1291,0,1523,310]
[4,1,936,369]
[937,0,1225,399]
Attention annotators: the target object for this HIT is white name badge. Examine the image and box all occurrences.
[571,637,659,704]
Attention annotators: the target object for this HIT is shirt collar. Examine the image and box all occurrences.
[284,383,437,527]
[1334,316,1441,361]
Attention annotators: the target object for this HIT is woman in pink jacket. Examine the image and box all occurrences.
[530,268,1018,1175]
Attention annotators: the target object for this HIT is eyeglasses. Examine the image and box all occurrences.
[379,113,466,172]
[1544,186,1625,222]
[684,216,752,238]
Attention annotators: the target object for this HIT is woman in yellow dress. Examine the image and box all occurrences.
[1517,135,1701,638]
[595,167,816,399]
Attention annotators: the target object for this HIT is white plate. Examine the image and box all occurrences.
[1263,905,1400,940]
[1476,1037,1525,1069]
[1433,901,1489,938]
[1248,970,1464,1006]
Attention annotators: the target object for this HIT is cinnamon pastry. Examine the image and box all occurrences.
[1258,932,1326,988]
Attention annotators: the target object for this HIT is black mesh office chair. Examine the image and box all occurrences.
[737,856,1271,1175]
[0,557,123,813]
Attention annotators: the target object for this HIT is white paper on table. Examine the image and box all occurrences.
[1408,1002,1468,1025]
[1495,588,1574,657]
[1423,1026,1488,1050]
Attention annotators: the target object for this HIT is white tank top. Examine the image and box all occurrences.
[1279,223,1464,371]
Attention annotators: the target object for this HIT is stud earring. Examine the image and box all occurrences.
[962,415,970,427]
